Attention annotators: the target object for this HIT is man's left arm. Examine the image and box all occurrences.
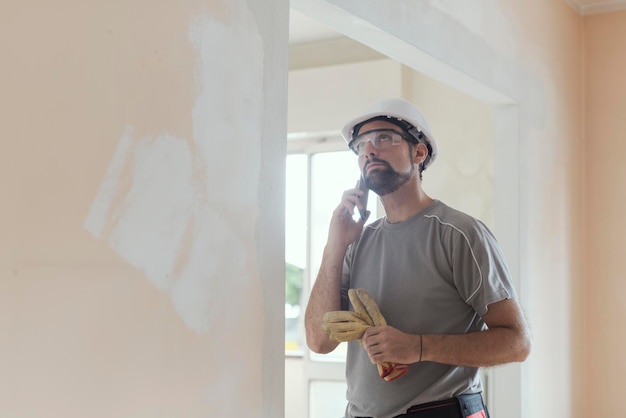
[361,298,531,367]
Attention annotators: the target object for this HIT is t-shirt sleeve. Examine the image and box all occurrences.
[451,219,517,317]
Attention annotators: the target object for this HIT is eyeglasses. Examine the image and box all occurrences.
[349,129,411,156]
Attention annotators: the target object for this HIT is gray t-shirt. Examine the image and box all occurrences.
[340,200,516,418]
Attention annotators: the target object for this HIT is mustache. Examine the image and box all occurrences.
[363,158,391,174]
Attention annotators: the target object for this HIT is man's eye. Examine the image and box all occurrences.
[377,134,392,142]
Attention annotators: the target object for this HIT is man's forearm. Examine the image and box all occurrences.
[423,297,531,367]
[363,298,531,367]
[304,244,347,354]
[422,326,531,367]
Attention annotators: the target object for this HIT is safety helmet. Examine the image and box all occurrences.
[341,98,438,169]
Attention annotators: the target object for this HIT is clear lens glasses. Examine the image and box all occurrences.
[350,129,408,156]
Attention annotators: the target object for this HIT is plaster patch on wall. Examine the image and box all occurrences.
[84,3,265,335]
[188,12,263,209]
[83,126,135,238]
[108,131,195,290]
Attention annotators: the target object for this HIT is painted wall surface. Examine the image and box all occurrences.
[584,11,626,417]
[403,69,494,228]
[0,1,287,417]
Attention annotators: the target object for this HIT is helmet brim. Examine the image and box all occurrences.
[341,111,438,169]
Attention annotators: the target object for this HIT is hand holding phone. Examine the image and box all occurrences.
[357,177,369,221]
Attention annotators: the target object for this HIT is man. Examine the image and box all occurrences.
[304,98,531,418]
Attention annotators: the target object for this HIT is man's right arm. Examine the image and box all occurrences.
[304,185,368,354]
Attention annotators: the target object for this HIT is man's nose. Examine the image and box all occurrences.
[362,139,379,157]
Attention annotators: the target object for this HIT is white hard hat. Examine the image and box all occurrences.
[341,98,438,169]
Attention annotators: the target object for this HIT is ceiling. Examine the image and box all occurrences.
[287,11,384,70]
[288,10,341,45]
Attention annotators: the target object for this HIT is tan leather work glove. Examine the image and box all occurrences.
[322,289,409,382]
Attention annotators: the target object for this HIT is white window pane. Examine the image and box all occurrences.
[285,154,308,268]
[309,151,362,282]
[285,154,308,353]
[309,151,376,362]
[285,150,378,358]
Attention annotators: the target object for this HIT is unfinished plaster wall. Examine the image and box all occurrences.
[0,1,287,417]
[584,11,626,417]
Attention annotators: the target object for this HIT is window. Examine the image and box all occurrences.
[285,136,378,356]
[285,153,307,353]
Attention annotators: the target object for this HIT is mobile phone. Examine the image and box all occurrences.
[357,177,369,221]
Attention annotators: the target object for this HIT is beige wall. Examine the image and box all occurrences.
[403,69,494,227]
[0,1,287,417]
[584,11,626,417]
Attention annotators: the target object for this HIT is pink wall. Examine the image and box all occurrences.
[584,11,626,417]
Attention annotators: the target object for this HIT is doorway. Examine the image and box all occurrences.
[286,6,522,418]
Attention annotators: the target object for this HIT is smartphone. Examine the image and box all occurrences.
[357,177,369,221]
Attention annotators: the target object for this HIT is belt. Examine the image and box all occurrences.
[398,398,459,417]
[395,393,488,418]
[355,393,488,418]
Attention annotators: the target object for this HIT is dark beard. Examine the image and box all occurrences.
[363,158,415,196]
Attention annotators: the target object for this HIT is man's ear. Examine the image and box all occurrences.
[413,143,429,165]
